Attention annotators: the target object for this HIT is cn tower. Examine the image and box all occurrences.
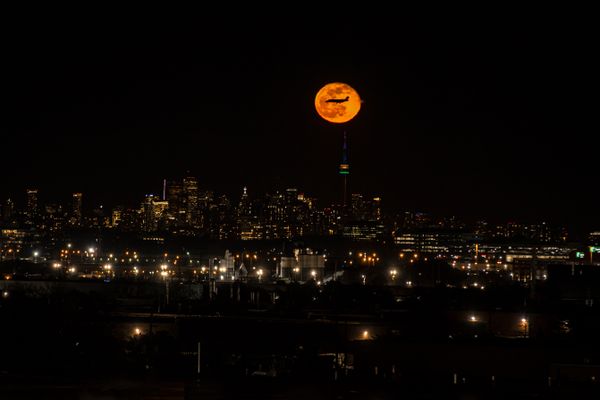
[339,131,350,207]
[313,82,361,210]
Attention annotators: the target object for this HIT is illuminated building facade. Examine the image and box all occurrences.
[71,192,82,226]
[167,180,184,227]
[2,198,15,224]
[589,231,600,246]
[394,228,468,254]
[142,194,169,232]
[343,194,385,241]
[25,189,38,224]
[279,248,325,281]
[183,176,199,227]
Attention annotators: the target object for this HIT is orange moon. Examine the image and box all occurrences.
[314,82,361,124]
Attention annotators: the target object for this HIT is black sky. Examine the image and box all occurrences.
[3,13,598,234]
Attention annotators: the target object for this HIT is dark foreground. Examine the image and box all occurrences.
[1,375,599,399]
[2,278,599,399]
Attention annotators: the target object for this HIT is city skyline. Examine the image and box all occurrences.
[4,19,598,235]
[3,13,600,398]
[1,176,596,239]
[2,177,592,245]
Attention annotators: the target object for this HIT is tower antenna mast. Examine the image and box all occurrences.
[339,131,350,208]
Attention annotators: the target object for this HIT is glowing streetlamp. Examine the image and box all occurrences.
[519,317,529,338]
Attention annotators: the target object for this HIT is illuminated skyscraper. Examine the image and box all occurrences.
[2,198,15,223]
[72,192,82,225]
[25,189,38,224]
[142,194,168,232]
[183,176,198,226]
[167,180,183,225]
[351,193,364,220]
[371,197,382,221]
[237,187,253,239]
[142,195,155,232]
[111,207,122,228]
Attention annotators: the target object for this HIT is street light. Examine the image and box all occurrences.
[520,317,529,338]
[257,268,264,282]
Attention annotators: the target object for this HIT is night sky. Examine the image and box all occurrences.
[3,15,597,234]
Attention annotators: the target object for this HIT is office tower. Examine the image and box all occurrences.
[25,189,38,224]
[183,176,198,226]
[72,192,83,225]
[2,198,15,223]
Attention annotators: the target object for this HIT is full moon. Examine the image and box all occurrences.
[314,82,361,124]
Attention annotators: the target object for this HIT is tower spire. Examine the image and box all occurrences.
[339,131,350,207]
